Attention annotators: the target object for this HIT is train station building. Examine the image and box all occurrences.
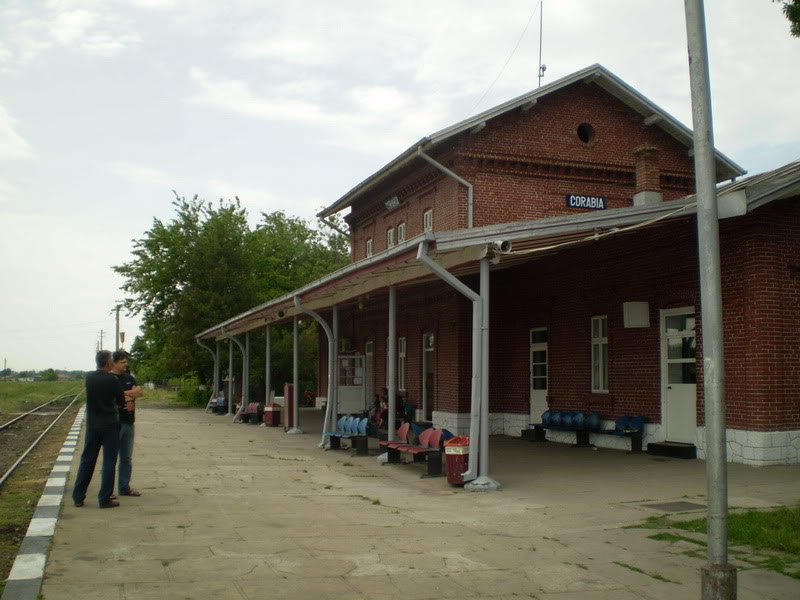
[197,64,800,471]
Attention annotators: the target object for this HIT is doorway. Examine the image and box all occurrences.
[529,328,548,423]
[422,333,434,421]
[661,308,697,443]
[364,341,374,409]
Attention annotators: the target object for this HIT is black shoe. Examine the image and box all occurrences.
[74,500,84,507]
[99,500,120,509]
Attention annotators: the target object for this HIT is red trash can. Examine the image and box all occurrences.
[444,436,470,485]
[262,403,281,427]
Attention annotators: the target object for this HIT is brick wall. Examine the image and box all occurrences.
[323,198,800,433]
[345,81,698,259]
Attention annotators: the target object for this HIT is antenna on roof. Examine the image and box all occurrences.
[537,1,545,87]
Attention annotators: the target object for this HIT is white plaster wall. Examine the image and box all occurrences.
[696,427,800,466]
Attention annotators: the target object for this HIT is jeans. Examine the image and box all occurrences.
[72,425,120,505]
[118,423,135,494]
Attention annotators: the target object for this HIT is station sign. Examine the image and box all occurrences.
[565,194,608,210]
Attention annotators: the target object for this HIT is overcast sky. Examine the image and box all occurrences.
[0,0,797,371]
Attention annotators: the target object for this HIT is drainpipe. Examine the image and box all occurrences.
[388,286,397,441]
[287,315,303,434]
[465,257,501,492]
[265,325,272,404]
[294,296,337,443]
[417,147,474,228]
[224,332,247,423]
[196,338,219,409]
[416,241,481,481]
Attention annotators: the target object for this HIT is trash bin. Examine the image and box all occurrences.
[444,436,470,485]
[263,403,281,427]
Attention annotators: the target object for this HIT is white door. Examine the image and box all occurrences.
[338,355,366,414]
[422,333,434,421]
[530,328,548,423]
[661,309,697,443]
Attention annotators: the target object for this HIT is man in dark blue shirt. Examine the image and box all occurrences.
[111,350,143,497]
[72,350,125,508]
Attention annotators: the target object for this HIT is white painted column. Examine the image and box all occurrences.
[227,339,233,415]
[288,316,303,434]
[388,286,397,441]
[265,325,271,403]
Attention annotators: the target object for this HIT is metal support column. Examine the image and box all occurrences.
[387,286,397,441]
[227,338,233,415]
[465,257,501,491]
[684,1,736,597]
[226,334,247,423]
[265,325,271,403]
[214,341,220,397]
[195,338,219,411]
[293,296,335,446]
[332,305,339,427]
[287,315,303,434]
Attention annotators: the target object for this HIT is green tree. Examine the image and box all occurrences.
[775,0,800,36]
[40,368,58,381]
[115,193,350,392]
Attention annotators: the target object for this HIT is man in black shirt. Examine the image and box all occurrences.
[111,350,143,497]
[72,350,125,508]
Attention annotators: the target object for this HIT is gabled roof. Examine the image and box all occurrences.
[318,63,746,219]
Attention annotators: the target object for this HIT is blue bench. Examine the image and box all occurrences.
[325,416,369,453]
[597,415,647,453]
[538,410,601,447]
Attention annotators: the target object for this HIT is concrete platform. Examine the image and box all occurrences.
[43,408,800,599]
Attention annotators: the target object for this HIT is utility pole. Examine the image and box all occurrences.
[684,1,736,598]
[98,330,105,350]
[112,304,122,349]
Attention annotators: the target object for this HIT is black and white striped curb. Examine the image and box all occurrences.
[1,406,85,600]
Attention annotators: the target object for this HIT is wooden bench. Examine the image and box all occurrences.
[242,402,262,423]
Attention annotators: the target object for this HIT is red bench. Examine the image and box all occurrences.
[380,423,445,477]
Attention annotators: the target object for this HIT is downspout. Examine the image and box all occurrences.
[416,241,481,481]
[417,147,474,228]
[464,256,501,492]
[293,296,336,447]
[196,338,219,409]
[224,332,247,423]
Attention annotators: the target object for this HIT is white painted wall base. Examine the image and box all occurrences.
[696,427,800,466]
[433,411,800,466]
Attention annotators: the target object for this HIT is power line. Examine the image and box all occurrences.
[466,0,543,118]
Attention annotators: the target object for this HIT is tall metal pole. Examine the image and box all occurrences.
[288,316,303,433]
[537,1,544,87]
[332,305,339,429]
[265,325,271,403]
[244,332,250,406]
[387,286,397,441]
[684,2,736,598]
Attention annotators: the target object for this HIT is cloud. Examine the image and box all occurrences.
[0,104,35,159]
[186,68,451,154]
[0,1,141,64]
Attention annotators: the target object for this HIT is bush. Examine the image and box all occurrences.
[176,385,206,407]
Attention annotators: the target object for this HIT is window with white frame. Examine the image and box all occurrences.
[397,222,406,243]
[387,227,395,249]
[423,209,433,232]
[366,238,373,257]
[398,337,406,391]
[591,316,608,392]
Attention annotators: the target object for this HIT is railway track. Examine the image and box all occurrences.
[0,388,85,489]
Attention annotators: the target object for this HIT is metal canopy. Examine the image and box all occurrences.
[198,161,799,342]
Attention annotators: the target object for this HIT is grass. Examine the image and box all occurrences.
[135,387,194,409]
[613,561,674,583]
[634,505,800,580]
[0,380,83,414]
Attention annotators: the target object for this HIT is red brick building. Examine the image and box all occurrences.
[198,65,800,467]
